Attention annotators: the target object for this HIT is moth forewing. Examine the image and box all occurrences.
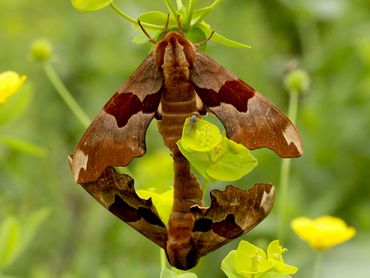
[71,53,164,184]
[191,48,303,157]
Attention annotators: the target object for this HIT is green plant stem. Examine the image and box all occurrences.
[42,62,90,128]
[160,248,166,274]
[313,250,323,278]
[110,3,163,30]
[277,90,299,242]
[201,179,209,202]
[164,0,178,19]
[185,0,196,31]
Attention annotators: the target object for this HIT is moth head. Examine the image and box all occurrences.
[155,32,195,67]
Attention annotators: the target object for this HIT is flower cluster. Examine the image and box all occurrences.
[221,240,297,278]
[177,117,257,181]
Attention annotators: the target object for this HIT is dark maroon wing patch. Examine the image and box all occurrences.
[191,48,303,158]
[72,53,164,184]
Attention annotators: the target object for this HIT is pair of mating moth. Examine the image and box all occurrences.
[70,23,302,270]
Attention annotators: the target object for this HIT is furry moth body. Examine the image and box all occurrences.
[71,31,302,270]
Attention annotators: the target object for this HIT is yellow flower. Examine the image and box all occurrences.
[291,216,356,250]
[0,71,27,104]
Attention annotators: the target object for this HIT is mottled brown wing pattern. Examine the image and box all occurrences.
[190,184,275,256]
[191,48,303,158]
[79,166,168,248]
[72,53,164,184]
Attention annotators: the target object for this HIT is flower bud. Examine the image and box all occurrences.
[284,69,310,93]
[30,38,53,62]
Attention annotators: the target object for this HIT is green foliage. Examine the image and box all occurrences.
[178,117,257,181]
[0,209,49,272]
[71,0,114,11]
[132,0,251,48]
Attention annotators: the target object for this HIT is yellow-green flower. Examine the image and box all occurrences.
[221,240,297,278]
[0,71,27,104]
[136,188,173,225]
[291,216,356,250]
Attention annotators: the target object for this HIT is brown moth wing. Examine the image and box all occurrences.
[72,53,164,184]
[191,49,303,158]
[190,184,275,256]
[79,166,168,248]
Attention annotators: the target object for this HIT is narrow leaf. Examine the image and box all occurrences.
[199,23,251,48]
[192,0,222,25]
[21,208,50,253]
[0,217,21,270]
[137,11,176,27]
[0,135,47,157]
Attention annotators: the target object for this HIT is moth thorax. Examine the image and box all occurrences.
[162,41,191,81]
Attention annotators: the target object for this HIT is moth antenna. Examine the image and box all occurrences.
[138,20,157,44]
[194,31,215,47]
[176,14,184,37]
[162,13,170,38]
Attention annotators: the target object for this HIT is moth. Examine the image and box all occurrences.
[71,23,302,270]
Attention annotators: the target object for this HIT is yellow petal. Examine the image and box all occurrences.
[0,71,27,103]
[291,216,356,250]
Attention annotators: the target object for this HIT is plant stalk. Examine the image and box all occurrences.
[42,62,90,128]
[110,3,163,30]
[277,90,299,242]
[164,0,178,19]
[313,250,323,278]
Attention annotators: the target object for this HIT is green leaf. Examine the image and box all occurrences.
[161,268,176,278]
[221,251,242,278]
[0,84,33,127]
[199,23,251,48]
[192,0,223,25]
[132,31,161,44]
[160,267,197,278]
[176,0,184,10]
[0,135,47,157]
[0,217,21,271]
[71,0,114,11]
[0,210,49,272]
[137,11,177,28]
[20,208,50,253]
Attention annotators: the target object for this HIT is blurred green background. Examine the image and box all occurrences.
[1,0,370,277]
